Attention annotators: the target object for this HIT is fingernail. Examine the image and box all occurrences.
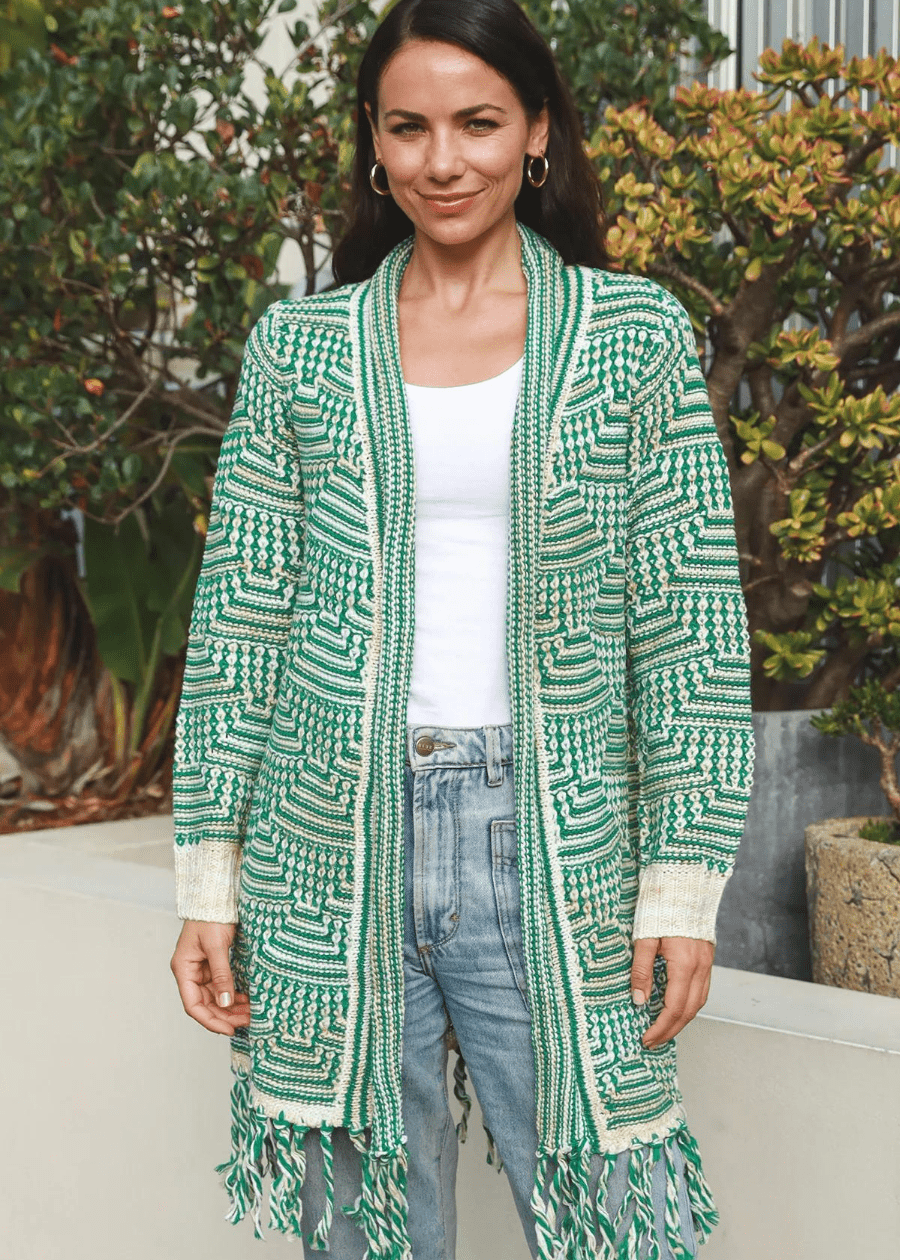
[632,988,646,1005]
[218,991,233,1008]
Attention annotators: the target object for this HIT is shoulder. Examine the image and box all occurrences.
[243,285,360,381]
[253,285,358,344]
[571,265,699,391]
[575,266,694,339]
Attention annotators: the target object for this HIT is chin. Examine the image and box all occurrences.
[412,212,506,248]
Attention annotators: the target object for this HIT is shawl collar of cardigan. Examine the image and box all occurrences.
[172,221,755,1258]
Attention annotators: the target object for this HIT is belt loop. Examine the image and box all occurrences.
[485,725,502,786]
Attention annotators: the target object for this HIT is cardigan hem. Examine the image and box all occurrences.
[215,1049,718,1255]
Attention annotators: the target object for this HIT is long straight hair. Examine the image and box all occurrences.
[330,0,608,285]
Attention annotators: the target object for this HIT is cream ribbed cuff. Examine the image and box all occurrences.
[174,840,243,923]
[631,861,732,944]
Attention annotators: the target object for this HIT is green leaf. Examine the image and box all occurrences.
[0,544,41,592]
[80,514,154,685]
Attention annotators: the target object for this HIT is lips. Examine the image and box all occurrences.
[419,190,481,214]
[421,192,481,202]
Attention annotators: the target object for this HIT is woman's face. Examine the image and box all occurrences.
[365,39,549,246]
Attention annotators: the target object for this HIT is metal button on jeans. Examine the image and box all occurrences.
[415,735,435,755]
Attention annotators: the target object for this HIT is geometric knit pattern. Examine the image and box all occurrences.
[172,221,755,1257]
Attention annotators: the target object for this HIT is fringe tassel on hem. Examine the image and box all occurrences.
[452,1046,506,1173]
[306,1126,335,1250]
[214,1066,718,1258]
[529,1122,720,1260]
[343,1130,411,1259]
[672,1124,719,1246]
[451,1047,472,1143]
[213,1067,412,1256]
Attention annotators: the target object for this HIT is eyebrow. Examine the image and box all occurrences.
[383,103,507,122]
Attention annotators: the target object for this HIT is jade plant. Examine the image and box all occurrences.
[590,37,900,712]
[810,679,900,843]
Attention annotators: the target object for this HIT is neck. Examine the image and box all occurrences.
[399,211,526,311]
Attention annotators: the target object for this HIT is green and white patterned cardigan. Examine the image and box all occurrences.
[173,221,755,1258]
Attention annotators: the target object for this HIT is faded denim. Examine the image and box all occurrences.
[300,723,698,1259]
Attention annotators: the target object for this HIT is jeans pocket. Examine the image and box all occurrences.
[490,819,530,1010]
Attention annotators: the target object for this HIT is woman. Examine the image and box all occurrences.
[169,2,755,1258]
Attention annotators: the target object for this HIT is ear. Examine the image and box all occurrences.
[364,101,382,162]
[528,101,550,157]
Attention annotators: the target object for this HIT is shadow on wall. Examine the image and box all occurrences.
[715,709,891,981]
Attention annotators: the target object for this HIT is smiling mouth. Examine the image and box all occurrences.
[420,191,481,204]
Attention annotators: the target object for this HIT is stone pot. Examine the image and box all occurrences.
[805,816,900,998]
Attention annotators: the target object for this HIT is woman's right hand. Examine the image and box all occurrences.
[170,919,252,1035]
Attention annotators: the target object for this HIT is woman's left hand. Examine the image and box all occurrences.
[630,936,715,1049]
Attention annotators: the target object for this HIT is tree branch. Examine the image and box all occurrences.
[836,308,900,360]
[646,260,725,317]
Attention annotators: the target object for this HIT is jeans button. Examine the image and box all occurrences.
[415,735,435,755]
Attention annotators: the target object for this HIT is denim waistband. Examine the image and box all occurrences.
[405,723,514,784]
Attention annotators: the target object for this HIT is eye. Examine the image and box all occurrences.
[390,122,420,134]
[467,118,498,131]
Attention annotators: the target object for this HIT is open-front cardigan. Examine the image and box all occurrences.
[172,220,755,1258]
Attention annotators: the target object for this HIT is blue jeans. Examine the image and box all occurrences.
[300,723,698,1259]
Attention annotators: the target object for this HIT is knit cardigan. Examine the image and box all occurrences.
[172,220,755,1258]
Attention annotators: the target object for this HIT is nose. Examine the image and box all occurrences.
[422,128,467,182]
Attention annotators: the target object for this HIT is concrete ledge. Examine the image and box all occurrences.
[0,814,174,910]
[696,956,900,1054]
[1,816,897,1260]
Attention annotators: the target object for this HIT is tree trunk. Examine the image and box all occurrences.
[0,556,110,797]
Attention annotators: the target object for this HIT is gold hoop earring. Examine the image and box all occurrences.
[369,159,391,197]
[525,152,549,188]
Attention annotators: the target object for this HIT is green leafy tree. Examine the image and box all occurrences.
[0,0,48,70]
[0,0,735,808]
[0,0,325,803]
[520,0,732,128]
[590,38,900,711]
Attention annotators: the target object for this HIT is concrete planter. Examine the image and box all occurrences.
[714,709,891,981]
[805,816,900,999]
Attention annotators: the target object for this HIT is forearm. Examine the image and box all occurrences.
[172,304,305,922]
[625,288,755,943]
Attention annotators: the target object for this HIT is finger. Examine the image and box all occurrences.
[178,976,247,1035]
[191,982,251,1032]
[642,958,694,1048]
[630,937,659,1005]
[682,971,709,1028]
[661,969,707,1044]
[700,961,712,1007]
[197,987,248,1018]
[202,934,238,1010]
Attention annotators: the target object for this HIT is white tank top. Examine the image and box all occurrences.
[404,355,525,728]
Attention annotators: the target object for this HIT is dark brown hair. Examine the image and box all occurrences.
[330,0,608,285]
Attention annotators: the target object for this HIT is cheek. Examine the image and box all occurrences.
[469,140,526,183]
[381,143,425,183]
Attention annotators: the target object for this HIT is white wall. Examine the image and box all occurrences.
[1,816,898,1260]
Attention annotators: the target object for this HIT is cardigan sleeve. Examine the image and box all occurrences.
[624,288,755,944]
[172,304,305,922]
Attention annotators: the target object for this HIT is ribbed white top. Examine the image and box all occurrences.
[404,355,524,727]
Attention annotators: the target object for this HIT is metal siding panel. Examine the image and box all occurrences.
[843,0,867,56]
[737,0,759,85]
[811,0,835,43]
[706,0,898,78]
[873,0,897,53]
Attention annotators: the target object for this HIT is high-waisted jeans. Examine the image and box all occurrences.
[299,723,698,1259]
